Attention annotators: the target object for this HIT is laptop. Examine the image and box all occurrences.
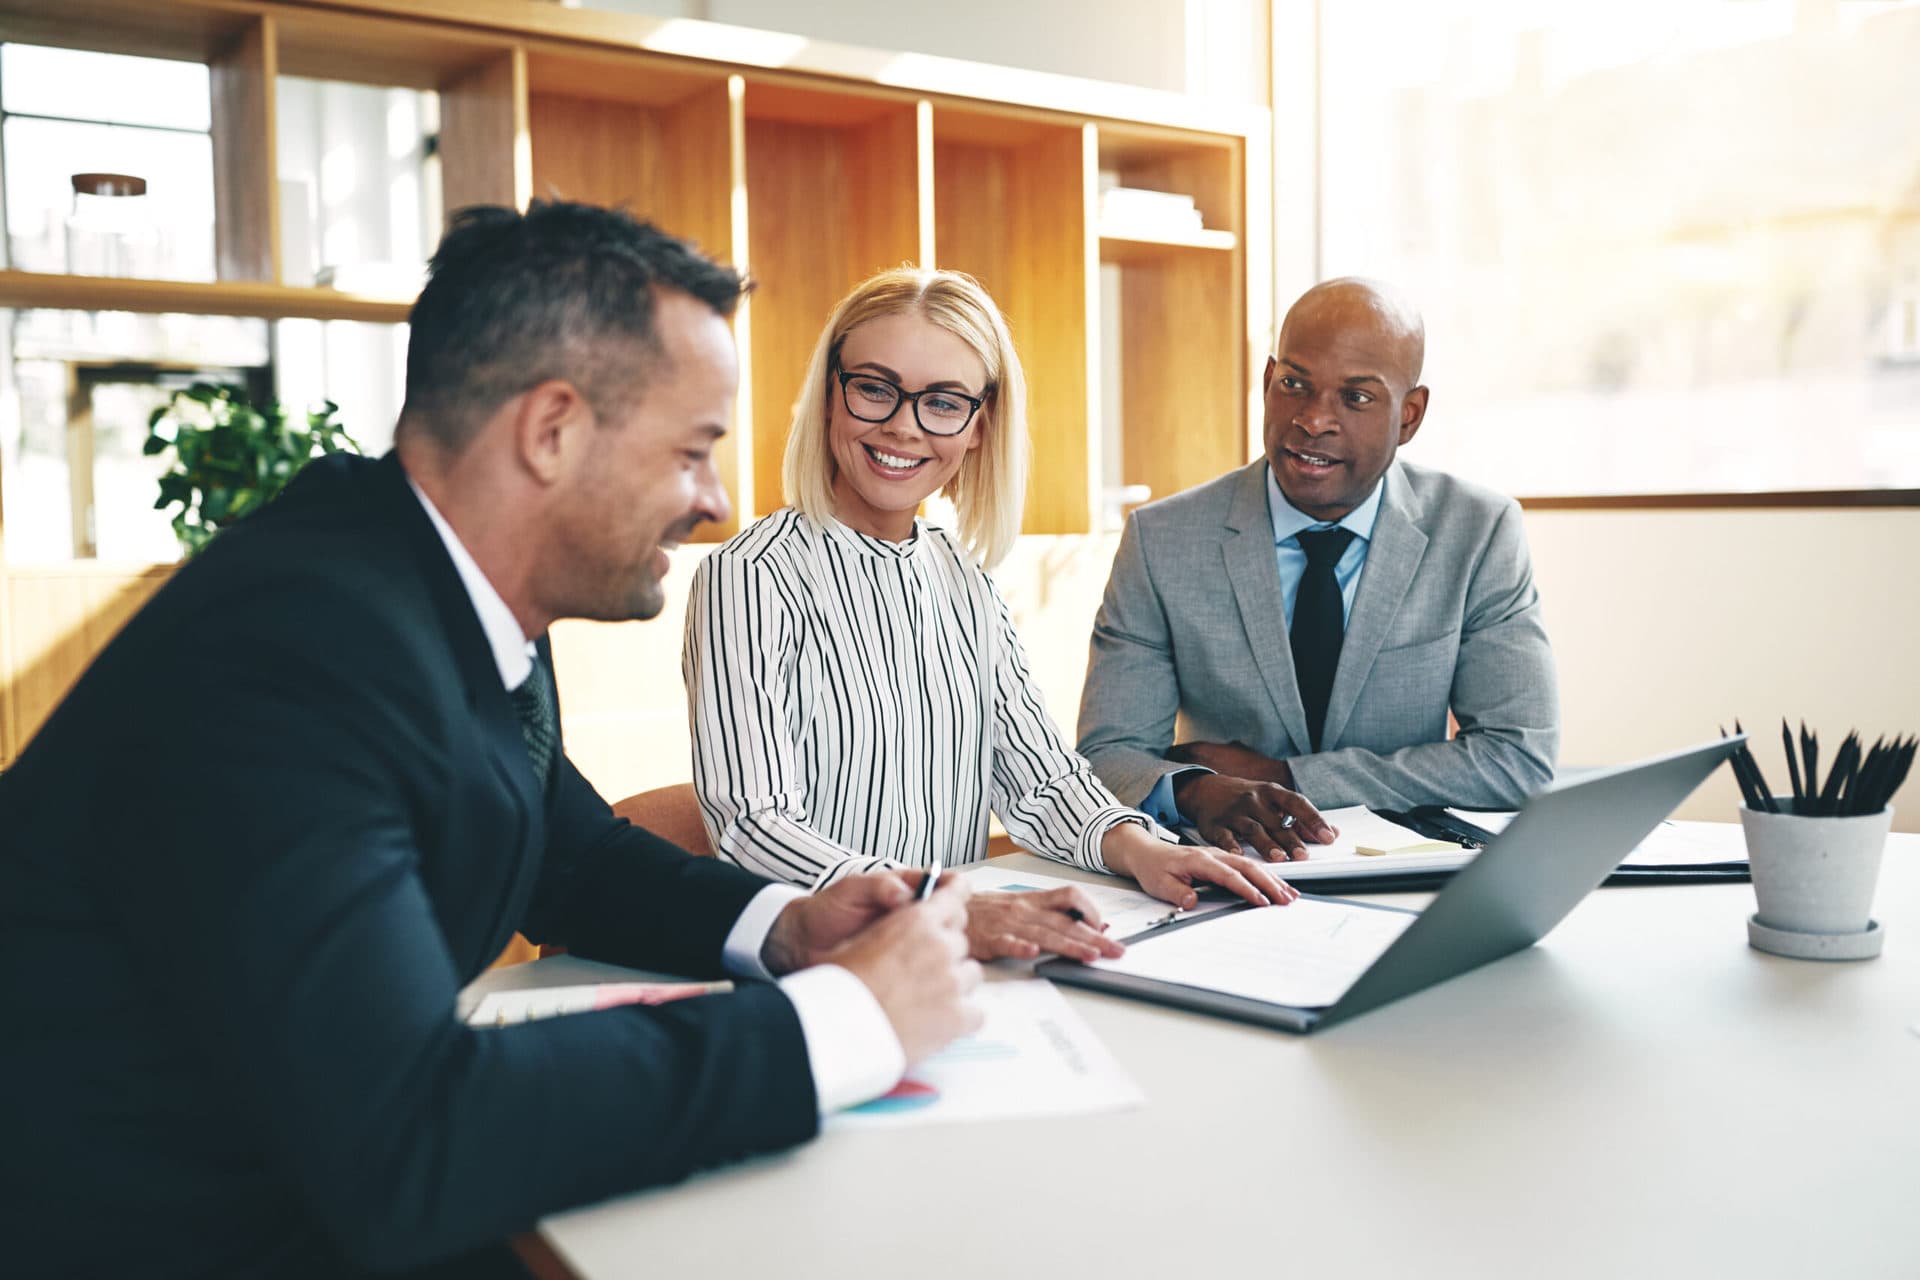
[1037,736,1742,1032]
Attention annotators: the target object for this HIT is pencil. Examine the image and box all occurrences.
[1782,720,1804,813]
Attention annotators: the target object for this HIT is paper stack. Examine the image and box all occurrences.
[1099,185,1204,237]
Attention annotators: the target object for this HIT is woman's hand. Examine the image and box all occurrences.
[965,889,1126,963]
[1099,821,1300,910]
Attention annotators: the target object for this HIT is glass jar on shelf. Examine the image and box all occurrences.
[65,172,160,278]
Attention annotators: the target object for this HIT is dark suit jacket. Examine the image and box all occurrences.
[0,453,816,1278]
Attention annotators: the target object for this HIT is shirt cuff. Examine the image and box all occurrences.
[778,964,907,1114]
[1141,767,1208,826]
[721,883,808,982]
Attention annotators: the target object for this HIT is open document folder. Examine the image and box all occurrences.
[1039,738,1741,1032]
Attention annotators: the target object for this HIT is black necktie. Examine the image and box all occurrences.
[509,654,558,789]
[1291,526,1356,753]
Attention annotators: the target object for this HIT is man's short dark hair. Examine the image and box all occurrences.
[400,200,748,450]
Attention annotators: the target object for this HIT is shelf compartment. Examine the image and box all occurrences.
[527,58,748,540]
[1102,249,1247,514]
[1095,123,1248,516]
[1097,227,1238,261]
[932,107,1097,535]
[741,84,929,521]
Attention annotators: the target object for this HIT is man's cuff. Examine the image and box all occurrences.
[722,883,807,981]
[778,964,907,1114]
[1142,767,1209,826]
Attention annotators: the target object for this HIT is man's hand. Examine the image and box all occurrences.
[1100,821,1300,909]
[829,881,984,1065]
[760,871,917,975]
[966,889,1125,963]
[1167,739,1294,788]
[1172,771,1337,862]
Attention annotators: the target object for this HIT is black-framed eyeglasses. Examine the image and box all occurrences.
[833,367,985,437]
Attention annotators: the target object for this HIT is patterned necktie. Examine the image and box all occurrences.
[1291,526,1356,753]
[509,653,558,789]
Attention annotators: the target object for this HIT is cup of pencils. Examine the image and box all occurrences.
[1726,721,1912,961]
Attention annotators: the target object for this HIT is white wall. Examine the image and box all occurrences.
[1527,506,1920,830]
[572,0,1269,103]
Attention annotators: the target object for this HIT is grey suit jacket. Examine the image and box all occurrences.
[1077,458,1558,811]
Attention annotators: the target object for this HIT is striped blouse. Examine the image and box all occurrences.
[683,508,1143,889]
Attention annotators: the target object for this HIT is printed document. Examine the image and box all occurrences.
[1189,806,1474,881]
[1445,808,1517,835]
[1088,898,1416,1009]
[466,981,729,1026]
[1620,820,1747,867]
[829,979,1143,1129]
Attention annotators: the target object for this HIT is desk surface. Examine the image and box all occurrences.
[473,834,1920,1280]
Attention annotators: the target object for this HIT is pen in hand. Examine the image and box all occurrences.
[1063,906,1111,932]
[917,858,943,903]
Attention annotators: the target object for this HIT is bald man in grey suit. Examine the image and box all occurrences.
[1077,279,1558,859]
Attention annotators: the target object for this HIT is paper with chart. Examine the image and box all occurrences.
[830,980,1143,1130]
[465,981,731,1027]
[1088,898,1416,1009]
[959,863,1236,939]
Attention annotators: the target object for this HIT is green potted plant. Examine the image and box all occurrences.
[143,383,359,556]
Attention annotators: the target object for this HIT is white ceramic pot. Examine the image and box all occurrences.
[1739,803,1893,936]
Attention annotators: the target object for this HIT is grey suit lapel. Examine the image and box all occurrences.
[1322,464,1428,750]
[1222,462,1314,753]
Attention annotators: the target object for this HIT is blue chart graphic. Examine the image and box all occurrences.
[850,1078,940,1114]
[927,1038,1019,1064]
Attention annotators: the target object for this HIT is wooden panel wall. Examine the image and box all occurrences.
[935,122,1096,534]
[529,92,666,209]
[742,107,927,519]
[528,79,752,538]
[3,569,173,758]
[744,119,847,516]
[1105,136,1249,504]
[844,105,932,277]
[441,47,531,217]
[1119,251,1244,502]
[660,80,751,536]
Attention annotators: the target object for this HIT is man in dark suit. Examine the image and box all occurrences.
[0,202,980,1278]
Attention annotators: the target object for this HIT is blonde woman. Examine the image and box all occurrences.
[684,268,1297,962]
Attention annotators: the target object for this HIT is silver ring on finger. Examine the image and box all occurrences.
[1281,813,1296,830]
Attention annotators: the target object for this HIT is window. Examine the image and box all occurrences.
[1316,0,1920,496]
[0,308,270,562]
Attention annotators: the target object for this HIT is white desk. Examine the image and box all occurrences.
[474,834,1920,1280]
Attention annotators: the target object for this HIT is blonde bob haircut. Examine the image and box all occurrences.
[782,267,1029,569]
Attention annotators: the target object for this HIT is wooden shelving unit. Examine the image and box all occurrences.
[0,0,1272,765]
[1097,228,1239,259]
[0,270,415,323]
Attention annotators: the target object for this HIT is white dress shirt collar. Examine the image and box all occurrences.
[407,476,534,691]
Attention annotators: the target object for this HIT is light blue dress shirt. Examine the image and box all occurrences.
[1138,466,1386,825]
